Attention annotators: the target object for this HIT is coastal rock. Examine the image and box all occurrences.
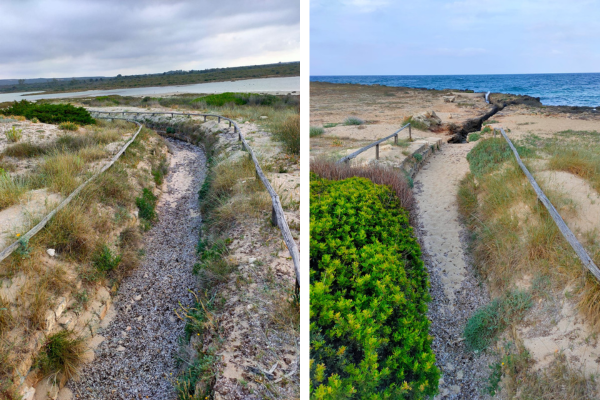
[412,111,442,128]
[443,96,455,103]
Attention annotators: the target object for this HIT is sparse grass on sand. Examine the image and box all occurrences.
[310,126,324,137]
[344,116,364,125]
[458,134,600,396]
[5,127,22,143]
[0,120,164,396]
[0,172,28,211]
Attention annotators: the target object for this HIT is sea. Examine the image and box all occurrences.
[311,73,600,108]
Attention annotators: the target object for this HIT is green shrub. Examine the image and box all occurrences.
[192,92,281,107]
[59,121,79,131]
[310,175,439,399]
[0,100,95,125]
[466,138,531,176]
[310,126,325,137]
[323,123,339,128]
[31,117,39,123]
[152,159,169,185]
[467,132,481,142]
[136,188,157,222]
[413,153,423,162]
[92,245,122,273]
[464,290,532,352]
[343,116,364,126]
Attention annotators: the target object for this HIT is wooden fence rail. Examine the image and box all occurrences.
[0,121,143,264]
[496,127,600,282]
[91,110,301,288]
[337,123,411,164]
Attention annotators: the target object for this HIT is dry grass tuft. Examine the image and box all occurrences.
[0,172,28,211]
[36,330,86,380]
[310,158,414,215]
[40,152,85,195]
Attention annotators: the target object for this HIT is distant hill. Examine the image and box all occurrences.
[0,62,299,94]
[0,77,105,87]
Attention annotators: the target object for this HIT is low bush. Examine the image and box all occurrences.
[0,100,95,125]
[464,290,532,352]
[92,245,122,273]
[466,137,531,176]
[323,123,339,128]
[272,114,300,155]
[467,132,481,142]
[310,126,325,137]
[36,330,86,380]
[59,121,79,131]
[5,126,22,143]
[192,92,281,107]
[2,142,48,158]
[343,116,364,126]
[310,174,439,399]
[136,188,157,223]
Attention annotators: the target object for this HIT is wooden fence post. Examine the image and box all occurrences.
[376,143,379,159]
[394,134,398,145]
[409,125,412,141]
[204,116,207,122]
[271,206,278,227]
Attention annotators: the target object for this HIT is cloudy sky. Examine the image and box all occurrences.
[0,0,299,79]
[311,0,600,75]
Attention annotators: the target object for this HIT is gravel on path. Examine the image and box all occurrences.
[68,138,206,399]
[414,143,495,400]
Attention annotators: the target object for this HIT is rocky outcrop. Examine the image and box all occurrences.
[412,111,442,128]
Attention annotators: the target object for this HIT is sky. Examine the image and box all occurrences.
[311,0,600,75]
[0,0,299,79]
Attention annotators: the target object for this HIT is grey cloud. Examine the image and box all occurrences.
[0,0,299,78]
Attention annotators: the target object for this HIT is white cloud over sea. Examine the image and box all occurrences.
[311,0,600,74]
[0,0,299,79]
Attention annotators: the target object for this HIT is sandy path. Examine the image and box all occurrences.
[67,138,206,399]
[414,143,493,399]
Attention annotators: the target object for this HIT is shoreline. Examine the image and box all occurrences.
[310,79,600,111]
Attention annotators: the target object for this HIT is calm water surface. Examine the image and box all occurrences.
[0,76,300,103]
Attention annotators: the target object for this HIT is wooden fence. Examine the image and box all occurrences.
[91,110,301,287]
[0,121,143,264]
[337,123,411,164]
[496,127,600,281]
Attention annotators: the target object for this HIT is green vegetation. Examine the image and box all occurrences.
[0,100,95,125]
[5,126,22,142]
[310,174,438,399]
[35,330,86,380]
[193,92,281,107]
[323,123,339,128]
[92,245,122,273]
[467,132,481,142]
[136,188,158,224]
[272,114,300,155]
[0,171,27,211]
[464,290,532,352]
[402,116,428,131]
[465,137,531,176]
[310,126,325,137]
[1,62,299,94]
[343,116,364,126]
[482,120,499,126]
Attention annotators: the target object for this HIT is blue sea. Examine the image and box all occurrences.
[311,73,600,108]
